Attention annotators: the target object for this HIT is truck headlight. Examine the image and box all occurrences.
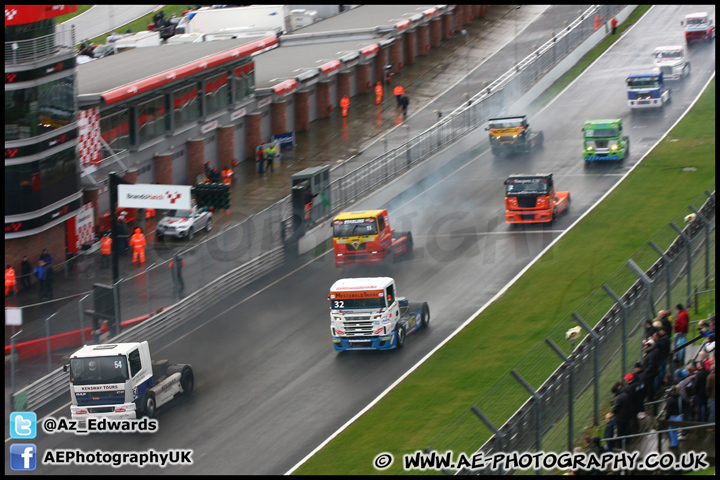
[586,146,593,151]
[611,144,618,151]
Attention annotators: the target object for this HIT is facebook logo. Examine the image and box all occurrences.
[10,412,36,439]
[10,444,37,471]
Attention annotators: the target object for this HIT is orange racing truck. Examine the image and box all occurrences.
[504,173,570,225]
[331,209,413,268]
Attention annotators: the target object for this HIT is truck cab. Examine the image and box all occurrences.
[626,72,671,109]
[682,12,715,45]
[329,277,429,352]
[66,342,193,421]
[582,119,630,162]
[653,46,691,80]
[486,114,543,156]
[331,209,412,268]
[504,173,569,224]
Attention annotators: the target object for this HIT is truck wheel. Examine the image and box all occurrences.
[403,232,413,257]
[623,137,630,159]
[420,303,430,329]
[565,194,571,215]
[205,218,212,233]
[181,366,194,394]
[395,325,406,349]
[143,392,157,418]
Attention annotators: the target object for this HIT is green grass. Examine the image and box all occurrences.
[293,68,715,475]
[528,5,653,116]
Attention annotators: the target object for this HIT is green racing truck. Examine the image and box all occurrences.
[582,119,630,163]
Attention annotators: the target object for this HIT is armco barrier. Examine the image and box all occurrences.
[10,246,284,412]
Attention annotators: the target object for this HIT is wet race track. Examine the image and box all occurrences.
[15,5,715,475]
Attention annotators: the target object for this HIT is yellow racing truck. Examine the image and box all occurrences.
[486,114,544,156]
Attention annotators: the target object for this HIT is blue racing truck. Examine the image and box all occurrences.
[626,72,671,109]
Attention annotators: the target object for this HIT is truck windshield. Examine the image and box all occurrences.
[627,77,660,89]
[584,127,620,138]
[656,51,682,59]
[330,297,386,309]
[167,209,193,217]
[506,179,549,196]
[333,218,378,237]
[69,356,129,385]
[488,117,524,129]
[687,18,706,25]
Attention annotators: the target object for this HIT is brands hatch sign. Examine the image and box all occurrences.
[117,184,191,210]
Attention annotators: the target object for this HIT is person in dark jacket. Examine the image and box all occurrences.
[642,339,661,400]
[20,255,32,291]
[612,382,634,444]
[694,362,709,422]
[33,259,46,299]
[602,412,618,452]
[654,327,672,392]
[665,385,684,448]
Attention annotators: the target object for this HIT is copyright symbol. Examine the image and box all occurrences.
[373,452,393,470]
[43,418,56,433]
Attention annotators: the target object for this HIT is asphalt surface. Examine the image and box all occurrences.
[67,5,161,42]
[6,4,716,475]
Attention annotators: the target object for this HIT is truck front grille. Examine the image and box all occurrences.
[341,315,375,336]
[517,197,538,208]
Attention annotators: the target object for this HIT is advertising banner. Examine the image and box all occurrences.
[118,184,192,210]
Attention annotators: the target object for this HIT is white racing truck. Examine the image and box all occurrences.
[65,342,194,421]
[653,46,691,80]
[328,277,430,352]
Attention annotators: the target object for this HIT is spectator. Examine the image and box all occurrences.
[654,326,672,392]
[580,435,602,474]
[626,373,647,422]
[602,412,617,452]
[33,259,46,299]
[644,319,657,338]
[658,309,673,336]
[20,255,32,291]
[677,371,696,439]
[612,380,633,446]
[707,355,715,423]
[694,362,709,422]
[674,305,689,364]
[40,248,53,266]
[642,339,661,400]
[665,385,684,449]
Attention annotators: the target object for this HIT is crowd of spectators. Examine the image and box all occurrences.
[606,308,715,454]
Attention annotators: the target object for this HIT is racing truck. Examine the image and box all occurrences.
[331,209,413,268]
[504,173,570,225]
[485,114,544,156]
[64,342,194,421]
[582,119,630,162]
[626,72,671,109]
[653,46,691,80]
[328,277,429,352]
[156,204,212,240]
[681,12,715,45]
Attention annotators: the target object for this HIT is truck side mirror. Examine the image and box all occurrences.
[63,364,68,372]
[484,127,488,131]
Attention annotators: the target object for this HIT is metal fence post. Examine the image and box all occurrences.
[670,222,692,307]
[626,259,655,323]
[79,294,89,344]
[572,313,599,426]
[603,284,628,377]
[11,329,23,397]
[689,206,710,290]
[649,241,673,311]
[546,338,573,452]
[113,280,121,337]
[470,406,505,475]
[45,313,57,372]
[510,369,542,475]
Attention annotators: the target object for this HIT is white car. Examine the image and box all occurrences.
[156,206,212,240]
[653,46,691,80]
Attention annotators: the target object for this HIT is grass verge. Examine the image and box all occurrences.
[293,80,715,476]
